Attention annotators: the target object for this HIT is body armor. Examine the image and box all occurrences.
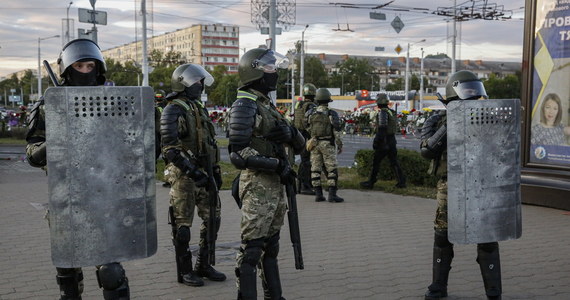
[446,99,522,244]
[294,101,315,130]
[44,86,157,267]
[378,108,397,135]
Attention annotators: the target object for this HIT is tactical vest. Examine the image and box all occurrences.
[171,98,219,164]
[378,108,398,135]
[294,101,313,130]
[237,90,285,157]
[308,106,333,138]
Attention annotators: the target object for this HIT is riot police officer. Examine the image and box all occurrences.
[305,88,344,202]
[421,70,501,300]
[360,94,406,189]
[293,83,318,195]
[25,39,130,300]
[228,47,304,300]
[160,64,226,287]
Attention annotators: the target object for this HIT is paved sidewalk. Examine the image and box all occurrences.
[1,160,569,299]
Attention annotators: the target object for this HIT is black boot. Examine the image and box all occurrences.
[327,186,344,203]
[261,233,285,300]
[391,162,406,188]
[56,268,84,300]
[174,226,204,286]
[195,226,226,281]
[300,183,315,195]
[477,243,502,300]
[96,263,130,300]
[359,180,375,189]
[238,239,264,300]
[425,230,454,300]
[314,186,326,202]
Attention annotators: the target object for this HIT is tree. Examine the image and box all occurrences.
[209,73,239,107]
[483,72,521,99]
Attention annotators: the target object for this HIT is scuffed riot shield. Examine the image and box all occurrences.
[44,86,157,267]
[447,99,522,244]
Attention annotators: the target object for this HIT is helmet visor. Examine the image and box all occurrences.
[178,64,214,87]
[252,50,289,73]
[452,80,488,100]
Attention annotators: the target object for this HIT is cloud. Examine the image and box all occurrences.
[0,0,526,77]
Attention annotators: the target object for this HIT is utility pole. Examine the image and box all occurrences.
[269,0,277,51]
[141,0,149,86]
[420,48,424,110]
[404,39,425,110]
[299,24,309,97]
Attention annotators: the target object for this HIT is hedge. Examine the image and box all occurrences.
[354,148,438,187]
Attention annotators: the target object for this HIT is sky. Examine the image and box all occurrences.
[0,0,526,78]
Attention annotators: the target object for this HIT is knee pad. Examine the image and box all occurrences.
[477,242,499,253]
[96,263,127,290]
[264,232,280,259]
[242,238,264,267]
[327,169,338,180]
[176,226,191,244]
[434,230,453,248]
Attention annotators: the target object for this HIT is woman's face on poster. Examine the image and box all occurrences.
[543,99,559,125]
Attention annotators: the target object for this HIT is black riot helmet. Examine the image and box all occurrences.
[171,63,214,100]
[445,70,488,102]
[238,48,289,89]
[315,88,332,104]
[57,39,106,85]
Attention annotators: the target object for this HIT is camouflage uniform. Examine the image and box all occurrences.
[293,84,318,195]
[161,64,226,286]
[228,47,303,300]
[305,97,344,203]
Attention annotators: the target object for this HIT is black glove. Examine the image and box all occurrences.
[213,165,223,188]
[276,159,296,185]
[186,165,208,187]
[265,123,294,144]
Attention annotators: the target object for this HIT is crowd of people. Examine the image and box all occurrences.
[23,37,511,300]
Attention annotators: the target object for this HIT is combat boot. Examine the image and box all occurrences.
[300,184,315,195]
[477,243,502,300]
[195,246,227,281]
[174,227,204,286]
[56,268,84,300]
[392,164,407,188]
[359,180,375,189]
[195,225,226,281]
[327,186,344,203]
[314,186,326,202]
[425,230,454,300]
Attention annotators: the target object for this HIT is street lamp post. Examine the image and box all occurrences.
[38,35,60,99]
[66,2,73,45]
[419,47,425,110]
[404,39,425,110]
[299,24,309,98]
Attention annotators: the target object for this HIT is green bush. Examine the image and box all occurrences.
[355,148,438,187]
[0,125,27,139]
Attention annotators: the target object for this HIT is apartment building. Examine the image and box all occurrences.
[102,23,240,73]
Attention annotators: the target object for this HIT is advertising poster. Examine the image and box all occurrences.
[529,0,570,166]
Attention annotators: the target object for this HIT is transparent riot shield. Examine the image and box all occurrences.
[44,86,157,267]
[447,99,522,244]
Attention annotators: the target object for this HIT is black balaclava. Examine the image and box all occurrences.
[250,72,278,95]
[67,66,98,86]
[305,95,315,101]
[183,81,203,100]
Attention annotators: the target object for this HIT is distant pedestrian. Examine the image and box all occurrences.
[293,83,318,195]
[305,88,344,202]
[360,93,406,189]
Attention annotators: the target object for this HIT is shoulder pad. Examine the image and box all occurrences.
[329,110,341,130]
[171,99,190,111]
[421,114,441,140]
[229,98,257,149]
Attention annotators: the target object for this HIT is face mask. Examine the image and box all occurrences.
[261,72,278,91]
[184,82,203,100]
[67,67,98,86]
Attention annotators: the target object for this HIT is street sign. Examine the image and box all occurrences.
[78,8,107,25]
[375,47,385,51]
[261,27,282,35]
[387,59,392,67]
[395,45,402,54]
[391,16,405,33]
[369,12,386,20]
